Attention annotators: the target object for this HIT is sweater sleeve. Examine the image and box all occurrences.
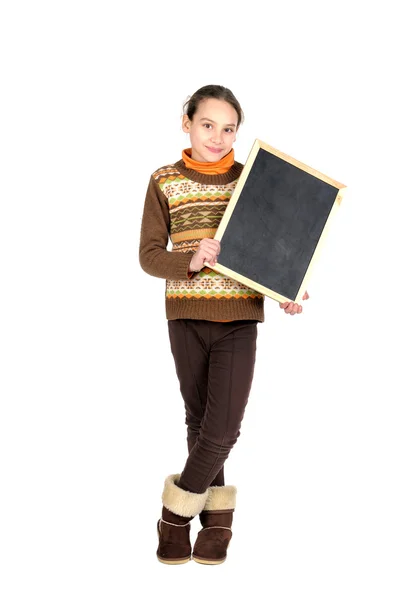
[139,175,194,280]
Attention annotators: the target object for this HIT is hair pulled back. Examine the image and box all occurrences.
[183,85,244,127]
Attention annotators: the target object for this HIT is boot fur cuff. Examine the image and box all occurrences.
[162,474,209,518]
[204,485,237,511]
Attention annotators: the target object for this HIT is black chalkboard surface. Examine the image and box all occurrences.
[205,139,346,303]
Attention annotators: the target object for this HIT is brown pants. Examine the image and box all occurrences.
[168,319,258,494]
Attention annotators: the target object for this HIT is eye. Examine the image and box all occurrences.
[225,128,234,133]
[203,123,212,129]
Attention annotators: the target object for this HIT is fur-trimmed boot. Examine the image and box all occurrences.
[157,474,209,565]
[192,485,236,565]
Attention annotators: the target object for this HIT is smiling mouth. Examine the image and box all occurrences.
[206,146,223,153]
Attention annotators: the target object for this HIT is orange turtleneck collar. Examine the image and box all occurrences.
[182,148,235,175]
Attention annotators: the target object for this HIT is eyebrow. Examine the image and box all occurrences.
[199,118,237,128]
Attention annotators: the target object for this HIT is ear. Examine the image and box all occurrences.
[182,115,190,133]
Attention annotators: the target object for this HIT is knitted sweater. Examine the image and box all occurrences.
[139,158,264,322]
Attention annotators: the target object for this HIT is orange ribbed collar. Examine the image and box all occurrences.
[182,148,235,175]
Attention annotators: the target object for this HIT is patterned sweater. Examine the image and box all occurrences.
[139,159,264,322]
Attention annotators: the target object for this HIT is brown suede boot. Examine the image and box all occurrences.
[156,474,209,565]
[192,485,236,565]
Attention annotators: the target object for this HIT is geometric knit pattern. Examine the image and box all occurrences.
[153,164,263,301]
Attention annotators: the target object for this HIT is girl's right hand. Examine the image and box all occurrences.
[189,238,221,272]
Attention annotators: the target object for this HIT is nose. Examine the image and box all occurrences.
[210,130,223,144]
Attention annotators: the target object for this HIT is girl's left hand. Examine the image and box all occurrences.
[279,291,309,315]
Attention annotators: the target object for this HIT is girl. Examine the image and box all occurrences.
[139,84,308,565]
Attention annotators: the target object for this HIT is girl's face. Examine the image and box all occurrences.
[182,98,238,163]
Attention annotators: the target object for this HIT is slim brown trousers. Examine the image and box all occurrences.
[168,319,258,494]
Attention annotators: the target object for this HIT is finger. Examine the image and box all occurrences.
[210,253,219,265]
[201,239,220,251]
[302,291,309,300]
[198,248,216,262]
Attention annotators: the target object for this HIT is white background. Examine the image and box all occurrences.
[1,1,397,599]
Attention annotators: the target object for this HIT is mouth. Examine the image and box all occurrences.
[205,146,223,154]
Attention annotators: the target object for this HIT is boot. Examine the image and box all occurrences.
[192,484,236,565]
[157,474,209,565]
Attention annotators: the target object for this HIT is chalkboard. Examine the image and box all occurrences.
[205,139,346,303]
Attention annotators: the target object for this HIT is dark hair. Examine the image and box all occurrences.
[183,85,244,128]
